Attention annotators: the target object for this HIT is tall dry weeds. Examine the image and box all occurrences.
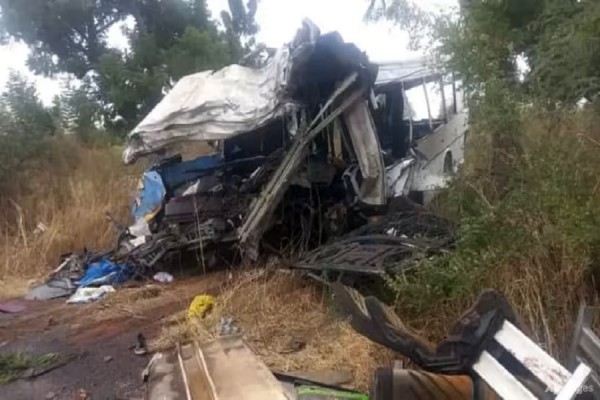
[390,107,600,361]
[0,140,140,297]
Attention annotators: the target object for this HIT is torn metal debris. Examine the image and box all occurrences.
[295,208,456,276]
[146,336,369,400]
[40,19,468,288]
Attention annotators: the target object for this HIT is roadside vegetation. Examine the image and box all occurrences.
[371,0,600,359]
[390,107,600,358]
[0,0,262,296]
[0,352,57,384]
[0,0,599,369]
[0,137,133,297]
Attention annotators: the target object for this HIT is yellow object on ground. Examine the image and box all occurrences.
[187,294,215,319]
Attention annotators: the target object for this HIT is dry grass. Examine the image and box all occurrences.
[0,141,140,298]
[393,107,600,361]
[153,269,395,391]
[0,138,219,298]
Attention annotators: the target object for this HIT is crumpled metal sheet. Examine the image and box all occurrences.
[123,20,320,164]
[25,278,75,300]
[342,100,386,206]
[295,209,456,276]
[386,157,416,197]
[375,58,438,88]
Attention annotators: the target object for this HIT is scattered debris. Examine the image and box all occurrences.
[217,317,241,336]
[37,19,468,299]
[26,252,112,302]
[44,391,57,400]
[273,369,354,387]
[25,277,75,301]
[146,337,370,400]
[66,286,115,304]
[0,302,25,314]
[76,388,89,400]
[187,294,215,319]
[134,334,148,356]
[152,272,173,284]
[76,259,131,287]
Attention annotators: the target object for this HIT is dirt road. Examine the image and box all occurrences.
[0,272,225,400]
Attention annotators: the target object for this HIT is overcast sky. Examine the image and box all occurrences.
[0,0,456,104]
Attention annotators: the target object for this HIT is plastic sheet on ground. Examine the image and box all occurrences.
[75,259,132,287]
[67,286,115,304]
[153,272,174,284]
[187,294,215,319]
[0,302,26,313]
[25,278,75,300]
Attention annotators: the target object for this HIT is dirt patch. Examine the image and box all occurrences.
[0,269,395,398]
[155,269,396,391]
[0,272,226,400]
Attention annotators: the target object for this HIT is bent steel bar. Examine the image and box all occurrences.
[237,73,363,258]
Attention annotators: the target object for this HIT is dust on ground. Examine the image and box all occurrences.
[0,269,394,399]
[0,272,225,400]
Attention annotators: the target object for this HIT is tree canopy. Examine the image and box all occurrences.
[366,0,600,104]
[0,0,264,136]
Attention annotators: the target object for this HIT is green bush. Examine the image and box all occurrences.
[389,108,600,354]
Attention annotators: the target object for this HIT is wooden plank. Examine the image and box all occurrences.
[178,343,214,400]
[579,327,600,371]
[146,351,190,400]
[197,336,288,400]
[494,320,570,394]
[556,363,592,400]
[568,305,592,369]
[473,351,537,400]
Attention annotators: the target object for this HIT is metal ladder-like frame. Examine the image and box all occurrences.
[472,320,592,400]
[568,305,600,395]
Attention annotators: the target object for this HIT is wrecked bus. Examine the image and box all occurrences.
[117,19,466,276]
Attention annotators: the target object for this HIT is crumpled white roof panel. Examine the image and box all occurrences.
[123,26,442,164]
[123,20,319,164]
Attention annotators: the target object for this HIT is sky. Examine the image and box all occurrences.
[0,0,456,104]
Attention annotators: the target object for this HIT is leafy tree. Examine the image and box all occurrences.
[0,72,57,192]
[61,78,105,141]
[166,26,232,80]
[0,0,265,134]
[221,0,264,65]
[366,0,600,104]
[1,71,55,136]
[50,95,68,134]
[528,1,600,103]
[0,0,128,78]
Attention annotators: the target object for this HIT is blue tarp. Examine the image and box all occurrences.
[155,152,223,193]
[131,171,166,221]
[130,153,223,222]
[76,259,132,287]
